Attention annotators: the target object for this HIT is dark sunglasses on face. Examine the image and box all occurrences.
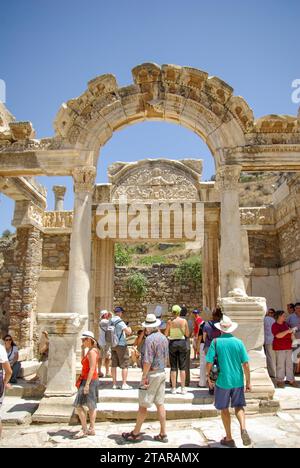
[5,339,12,342]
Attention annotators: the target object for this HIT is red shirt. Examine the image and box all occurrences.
[81,350,99,380]
[194,316,203,336]
[272,322,292,351]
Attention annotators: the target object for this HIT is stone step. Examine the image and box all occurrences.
[1,397,40,426]
[20,360,41,378]
[96,402,219,421]
[5,380,45,399]
[98,387,214,405]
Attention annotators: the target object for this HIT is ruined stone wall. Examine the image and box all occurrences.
[0,237,16,337]
[42,234,70,270]
[278,219,300,266]
[248,231,281,269]
[8,227,43,355]
[113,264,202,330]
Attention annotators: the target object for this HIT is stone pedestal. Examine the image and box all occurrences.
[33,313,85,423]
[219,295,267,350]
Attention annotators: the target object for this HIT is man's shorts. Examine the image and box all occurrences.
[138,371,166,409]
[99,345,111,360]
[111,345,129,369]
[215,385,246,410]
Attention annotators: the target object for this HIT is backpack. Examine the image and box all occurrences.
[206,321,221,349]
[103,318,124,348]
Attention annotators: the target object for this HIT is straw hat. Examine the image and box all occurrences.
[142,313,161,329]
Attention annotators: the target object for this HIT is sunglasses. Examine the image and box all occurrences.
[5,338,12,342]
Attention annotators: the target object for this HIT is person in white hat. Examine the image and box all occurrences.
[122,313,169,443]
[73,331,100,439]
[206,314,252,448]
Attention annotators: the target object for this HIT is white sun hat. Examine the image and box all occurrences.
[215,314,238,334]
[80,331,97,343]
[142,313,161,329]
[100,309,109,318]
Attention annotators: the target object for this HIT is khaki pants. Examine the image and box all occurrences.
[275,350,294,383]
[138,371,166,409]
[264,344,276,379]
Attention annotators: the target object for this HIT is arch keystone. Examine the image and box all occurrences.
[132,63,162,84]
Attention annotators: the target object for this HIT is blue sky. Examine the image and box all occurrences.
[0,0,299,233]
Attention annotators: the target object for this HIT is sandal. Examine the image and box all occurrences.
[87,428,96,436]
[73,430,88,439]
[154,433,168,443]
[220,437,236,448]
[122,431,142,442]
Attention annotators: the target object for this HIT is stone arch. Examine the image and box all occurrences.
[54,63,252,168]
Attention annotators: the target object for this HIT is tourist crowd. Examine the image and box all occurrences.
[1,301,299,446]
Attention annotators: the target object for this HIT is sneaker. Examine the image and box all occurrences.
[121,384,133,390]
[178,387,187,395]
[112,384,120,390]
[171,388,177,395]
[241,430,252,447]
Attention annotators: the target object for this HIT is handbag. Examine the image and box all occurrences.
[76,374,83,389]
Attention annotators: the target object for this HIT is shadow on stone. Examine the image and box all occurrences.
[47,429,76,440]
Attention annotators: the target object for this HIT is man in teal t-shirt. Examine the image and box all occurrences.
[206,314,252,448]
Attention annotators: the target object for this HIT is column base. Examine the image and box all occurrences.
[219,295,266,350]
[32,395,76,424]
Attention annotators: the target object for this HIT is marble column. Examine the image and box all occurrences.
[202,207,220,312]
[67,167,96,340]
[94,239,115,338]
[215,165,246,297]
[53,185,66,211]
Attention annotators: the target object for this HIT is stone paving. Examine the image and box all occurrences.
[1,411,300,448]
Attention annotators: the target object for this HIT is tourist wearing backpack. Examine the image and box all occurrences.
[203,308,223,353]
[98,310,112,378]
[110,306,133,390]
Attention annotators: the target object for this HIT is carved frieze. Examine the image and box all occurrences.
[110,162,201,202]
[240,207,275,226]
[43,211,73,229]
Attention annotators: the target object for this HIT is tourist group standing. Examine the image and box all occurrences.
[264,303,300,387]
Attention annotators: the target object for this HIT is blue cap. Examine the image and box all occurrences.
[114,306,124,313]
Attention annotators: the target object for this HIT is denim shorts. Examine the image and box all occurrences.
[214,385,246,410]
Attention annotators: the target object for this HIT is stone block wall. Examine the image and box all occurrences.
[0,237,16,336]
[248,231,281,268]
[113,264,202,330]
[8,227,43,355]
[42,234,70,270]
[278,218,300,266]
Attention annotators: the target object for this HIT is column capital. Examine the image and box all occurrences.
[215,165,242,192]
[72,166,96,193]
[53,185,67,198]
